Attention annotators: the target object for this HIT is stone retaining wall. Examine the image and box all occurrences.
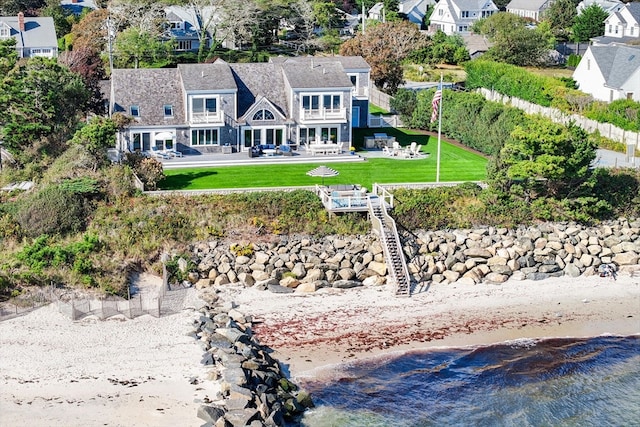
[184,219,640,292]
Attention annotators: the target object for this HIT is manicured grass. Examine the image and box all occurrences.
[161,129,488,190]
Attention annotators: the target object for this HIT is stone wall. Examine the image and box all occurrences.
[192,293,313,426]
[182,219,640,293]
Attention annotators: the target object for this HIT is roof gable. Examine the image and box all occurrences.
[229,62,288,118]
[589,45,640,89]
[280,60,354,89]
[178,62,237,92]
[0,16,57,49]
[240,95,287,122]
[111,68,185,126]
[506,0,549,12]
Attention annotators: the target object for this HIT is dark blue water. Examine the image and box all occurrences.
[297,335,640,427]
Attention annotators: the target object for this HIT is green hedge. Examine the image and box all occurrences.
[464,60,640,132]
[409,89,525,156]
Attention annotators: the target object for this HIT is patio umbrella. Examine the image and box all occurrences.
[154,131,174,140]
[306,165,339,185]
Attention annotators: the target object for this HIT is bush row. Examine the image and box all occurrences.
[464,60,640,132]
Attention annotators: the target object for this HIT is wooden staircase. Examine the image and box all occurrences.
[368,185,411,297]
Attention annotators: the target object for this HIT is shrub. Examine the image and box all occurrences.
[15,186,92,237]
[137,158,164,190]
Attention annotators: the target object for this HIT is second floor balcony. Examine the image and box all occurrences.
[190,111,223,124]
[300,107,347,123]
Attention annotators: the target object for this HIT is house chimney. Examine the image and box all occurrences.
[18,12,25,32]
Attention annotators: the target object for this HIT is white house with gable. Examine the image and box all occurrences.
[0,12,58,58]
[572,44,640,102]
[429,0,498,35]
[506,0,553,22]
[576,0,623,16]
[602,2,640,40]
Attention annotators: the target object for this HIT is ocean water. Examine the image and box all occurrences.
[295,335,640,427]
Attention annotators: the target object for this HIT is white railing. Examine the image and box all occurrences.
[372,183,394,208]
[300,107,346,122]
[352,86,369,98]
[190,111,223,124]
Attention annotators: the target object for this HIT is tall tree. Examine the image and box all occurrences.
[113,26,172,68]
[544,0,577,42]
[0,0,46,15]
[573,4,608,42]
[0,57,90,164]
[495,117,597,198]
[68,9,110,53]
[58,47,106,114]
[340,20,427,93]
[475,12,555,66]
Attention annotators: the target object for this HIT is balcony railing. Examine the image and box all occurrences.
[352,86,369,98]
[300,107,346,122]
[190,111,223,124]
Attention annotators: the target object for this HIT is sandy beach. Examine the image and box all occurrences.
[0,304,217,427]
[223,275,640,379]
[1,274,639,426]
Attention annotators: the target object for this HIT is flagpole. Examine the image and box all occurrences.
[436,73,443,183]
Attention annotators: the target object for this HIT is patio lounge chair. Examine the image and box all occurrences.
[165,148,183,158]
[150,146,170,159]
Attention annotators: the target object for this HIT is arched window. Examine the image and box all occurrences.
[253,108,275,121]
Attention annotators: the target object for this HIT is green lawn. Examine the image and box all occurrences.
[161,129,487,190]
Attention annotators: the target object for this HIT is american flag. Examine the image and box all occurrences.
[431,87,442,123]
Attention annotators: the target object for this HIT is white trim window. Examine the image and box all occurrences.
[300,93,344,121]
[190,95,220,123]
[191,128,218,145]
[252,108,275,121]
[164,104,174,117]
[130,105,140,117]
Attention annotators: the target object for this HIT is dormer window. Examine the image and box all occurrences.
[130,105,140,117]
[164,104,173,117]
[252,108,275,121]
[0,25,9,38]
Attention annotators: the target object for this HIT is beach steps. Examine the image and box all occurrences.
[369,200,411,297]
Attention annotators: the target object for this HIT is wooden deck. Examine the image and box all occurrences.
[314,184,394,213]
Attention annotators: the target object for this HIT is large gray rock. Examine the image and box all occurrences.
[197,404,226,424]
[332,280,362,289]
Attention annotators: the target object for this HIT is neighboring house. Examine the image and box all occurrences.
[0,12,58,58]
[572,44,640,102]
[429,0,499,35]
[592,2,640,46]
[576,0,623,16]
[506,0,553,22]
[399,0,437,26]
[109,56,371,155]
[462,33,492,58]
[60,0,99,15]
[368,3,385,21]
[163,6,206,53]
[603,2,640,39]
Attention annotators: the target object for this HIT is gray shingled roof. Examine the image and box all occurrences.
[281,61,353,89]
[270,55,370,72]
[111,68,185,126]
[627,3,640,21]
[229,63,288,118]
[0,16,57,50]
[590,44,640,89]
[177,62,237,92]
[452,0,498,10]
[506,0,549,11]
